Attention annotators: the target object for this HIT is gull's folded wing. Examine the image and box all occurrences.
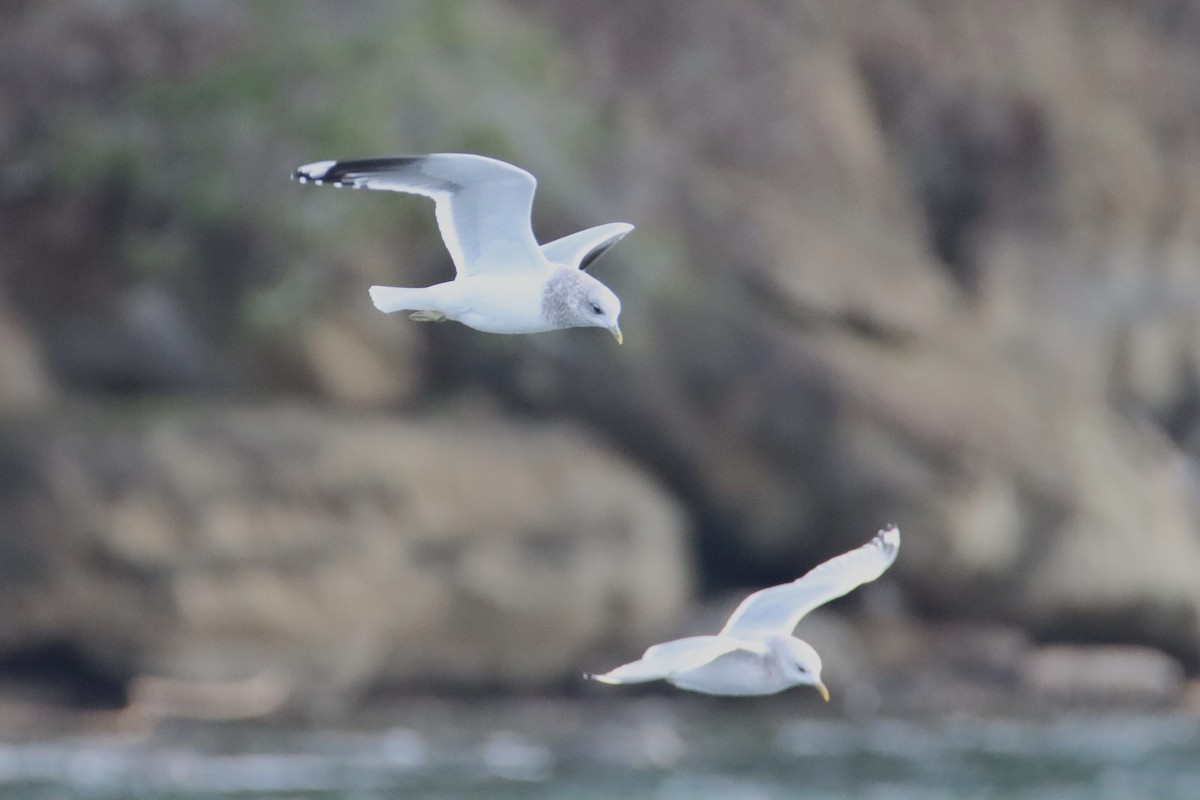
[540,222,634,271]
[294,154,542,276]
[642,635,751,669]
[589,636,744,685]
[719,525,900,639]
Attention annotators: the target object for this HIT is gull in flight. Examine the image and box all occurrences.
[293,154,630,342]
[587,525,900,699]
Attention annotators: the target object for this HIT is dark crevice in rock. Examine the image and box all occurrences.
[856,51,1054,297]
[0,642,127,710]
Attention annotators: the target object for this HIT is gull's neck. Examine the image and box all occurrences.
[540,268,588,328]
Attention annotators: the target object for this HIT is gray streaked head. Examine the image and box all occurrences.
[541,268,623,342]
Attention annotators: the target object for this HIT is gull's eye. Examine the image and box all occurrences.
[590,303,603,315]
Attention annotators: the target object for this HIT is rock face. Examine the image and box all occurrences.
[1018,644,1185,705]
[0,299,52,412]
[503,0,1200,665]
[1,0,1199,695]
[0,407,691,699]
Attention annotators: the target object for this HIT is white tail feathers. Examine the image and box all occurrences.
[369,285,425,314]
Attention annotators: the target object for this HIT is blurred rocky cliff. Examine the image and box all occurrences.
[0,0,1198,709]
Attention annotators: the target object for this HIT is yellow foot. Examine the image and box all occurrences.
[409,311,448,322]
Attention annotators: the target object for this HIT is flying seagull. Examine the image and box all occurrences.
[293,153,630,342]
[587,525,900,699]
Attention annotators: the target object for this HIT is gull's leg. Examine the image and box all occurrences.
[408,311,448,322]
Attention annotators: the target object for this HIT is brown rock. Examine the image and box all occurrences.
[301,312,422,408]
[5,0,1200,682]
[0,298,52,411]
[1182,679,1200,716]
[0,406,692,700]
[510,0,1200,666]
[1018,644,1185,703]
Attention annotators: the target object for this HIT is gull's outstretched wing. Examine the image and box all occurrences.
[294,154,542,277]
[719,525,900,639]
[540,222,634,271]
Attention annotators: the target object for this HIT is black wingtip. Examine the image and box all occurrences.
[293,156,431,189]
[293,159,344,186]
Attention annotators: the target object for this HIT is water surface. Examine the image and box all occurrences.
[0,699,1196,799]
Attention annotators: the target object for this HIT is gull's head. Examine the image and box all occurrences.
[544,270,623,343]
[578,275,622,343]
[782,638,828,701]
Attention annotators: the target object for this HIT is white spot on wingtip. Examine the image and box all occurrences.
[296,160,338,181]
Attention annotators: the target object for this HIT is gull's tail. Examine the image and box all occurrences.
[369,285,430,314]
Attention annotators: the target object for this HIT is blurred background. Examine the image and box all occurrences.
[1,0,1200,797]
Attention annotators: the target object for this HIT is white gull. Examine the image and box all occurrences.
[294,153,629,342]
[587,525,900,699]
